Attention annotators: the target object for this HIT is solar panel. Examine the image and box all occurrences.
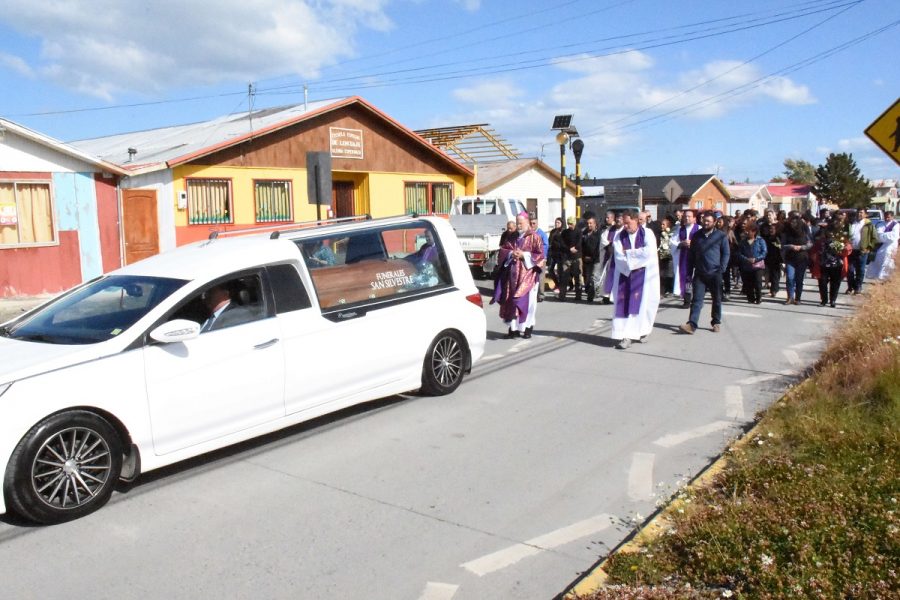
[551,115,573,130]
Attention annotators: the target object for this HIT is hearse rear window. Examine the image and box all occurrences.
[297,223,451,309]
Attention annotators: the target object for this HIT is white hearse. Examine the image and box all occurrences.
[0,215,486,524]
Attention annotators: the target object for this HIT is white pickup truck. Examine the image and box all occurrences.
[449,196,527,277]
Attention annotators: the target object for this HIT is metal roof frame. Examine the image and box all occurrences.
[414,124,520,164]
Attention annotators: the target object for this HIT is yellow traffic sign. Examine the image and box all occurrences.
[864,97,900,167]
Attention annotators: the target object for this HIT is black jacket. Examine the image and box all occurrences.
[560,227,582,259]
[688,228,730,277]
[581,228,601,263]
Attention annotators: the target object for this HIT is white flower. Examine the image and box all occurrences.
[760,554,774,567]
[768,432,775,438]
[722,590,734,598]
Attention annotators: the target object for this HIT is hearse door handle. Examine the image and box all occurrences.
[254,338,279,350]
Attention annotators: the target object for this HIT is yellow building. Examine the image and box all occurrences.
[74,97,475,262]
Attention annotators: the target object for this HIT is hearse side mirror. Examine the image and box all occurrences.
[150,319,201,343]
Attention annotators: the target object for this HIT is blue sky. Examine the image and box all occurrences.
[1,0,898,182]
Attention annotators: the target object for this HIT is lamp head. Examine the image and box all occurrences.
[555,131,569,145]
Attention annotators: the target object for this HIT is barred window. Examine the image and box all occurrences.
[0,181,55,246]
[187,178,232,225]
[255,180,293,223]
[404,182,453,214]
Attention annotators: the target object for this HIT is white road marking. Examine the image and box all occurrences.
[736,373,779,385]
[508,340,530,353]
[789,340,822,350]
[481,354,504,361]
[725,386,745,420]
[461,514,614,576]
[653,421,734,448]
[627,453,655,501]
[418,582,458,600]
[723,311,761,318]
[782,349,802,367]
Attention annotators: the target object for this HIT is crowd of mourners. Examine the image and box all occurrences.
[489,205,898,348]
[543,206,897,308]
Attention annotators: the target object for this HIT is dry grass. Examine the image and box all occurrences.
[576,278,900,599]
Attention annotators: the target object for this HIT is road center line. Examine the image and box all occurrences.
[653,421,734,448]
[627,453,655,501]
[725,386,745,420]
[417,582,459,600]
[461,514,614,577]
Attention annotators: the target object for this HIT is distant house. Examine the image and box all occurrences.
[73,96,474,263]
[580,174,730,220]
[766,182,815,213]
[870,178,898,213]
[0,118,126,297]
[475,158,576,229]
[725,183,772,215]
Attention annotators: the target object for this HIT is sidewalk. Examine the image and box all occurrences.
[0,296,49,323]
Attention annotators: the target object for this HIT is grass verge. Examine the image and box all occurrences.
[574,277,900,599]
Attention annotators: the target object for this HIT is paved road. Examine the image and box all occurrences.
[0,278,846,599]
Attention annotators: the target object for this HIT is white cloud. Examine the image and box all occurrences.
[1,0,393,99]
[838,136,872,151]
[454,0,481,10]
[0,52,34,78]
[442,50,819,168]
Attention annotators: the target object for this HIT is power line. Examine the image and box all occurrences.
[584,0,863,135]
[593,19,900,138]
[262,0,862,96]
[260,0,854,94]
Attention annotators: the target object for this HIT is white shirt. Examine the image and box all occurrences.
[850,221,865,249]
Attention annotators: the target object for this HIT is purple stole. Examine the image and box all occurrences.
[496,232,542,323]
[886,221,897,233]
[602,227,619,295]
[677,224,699,289]
[615,228,647,318]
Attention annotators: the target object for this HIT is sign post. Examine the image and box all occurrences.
[864,97,900,167]
[306,151,332,222]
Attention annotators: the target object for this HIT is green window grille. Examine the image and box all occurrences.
[187,179,232,225]
[255,180,292,223]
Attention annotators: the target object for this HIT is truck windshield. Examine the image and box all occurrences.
[2,275,187,345]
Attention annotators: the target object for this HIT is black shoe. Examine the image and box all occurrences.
[601,297,611,305]
[523,327,532,339]
[537,296,544,303]
[506,328,520,339]
[830,301,836,308]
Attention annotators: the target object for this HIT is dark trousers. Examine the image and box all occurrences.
[741,269,763,303]
[688,272,723,327]
[583,259,598,301]
[818,266,842,304]
[848,250,867,293]
[765,261,781,295]
[558,257,581,299]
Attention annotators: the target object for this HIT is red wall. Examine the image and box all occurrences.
[0,231,82,296]
[95,174,122,273]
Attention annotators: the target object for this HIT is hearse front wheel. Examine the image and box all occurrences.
[421,330,466,396]
[4,411,123,525]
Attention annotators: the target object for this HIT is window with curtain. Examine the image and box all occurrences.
[404,182,454,214]
[255,180,292,223]
[187,178,232,225]
[404,183,428,214]
[0,181,55,246]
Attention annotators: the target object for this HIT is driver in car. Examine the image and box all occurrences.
[200,284,255,332]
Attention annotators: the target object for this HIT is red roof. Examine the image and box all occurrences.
[766,183,811,196]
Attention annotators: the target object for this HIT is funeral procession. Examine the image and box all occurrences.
[0,1,898,599]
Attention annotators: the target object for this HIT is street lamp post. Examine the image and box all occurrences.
[572,138,584,200]
[556,130,569,223]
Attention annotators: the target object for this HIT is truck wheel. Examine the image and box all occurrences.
[421,330,467,396]
[4,411,123,524]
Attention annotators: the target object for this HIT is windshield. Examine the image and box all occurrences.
[2,275,187,345]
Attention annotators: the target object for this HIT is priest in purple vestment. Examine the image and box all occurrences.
[611,210,660,349]
[495,213,545,339]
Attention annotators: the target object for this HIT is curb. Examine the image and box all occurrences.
[560,372,813,598]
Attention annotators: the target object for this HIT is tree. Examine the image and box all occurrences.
[770,175,786,183]
[782,158,816,184]
[812,153,873,209]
